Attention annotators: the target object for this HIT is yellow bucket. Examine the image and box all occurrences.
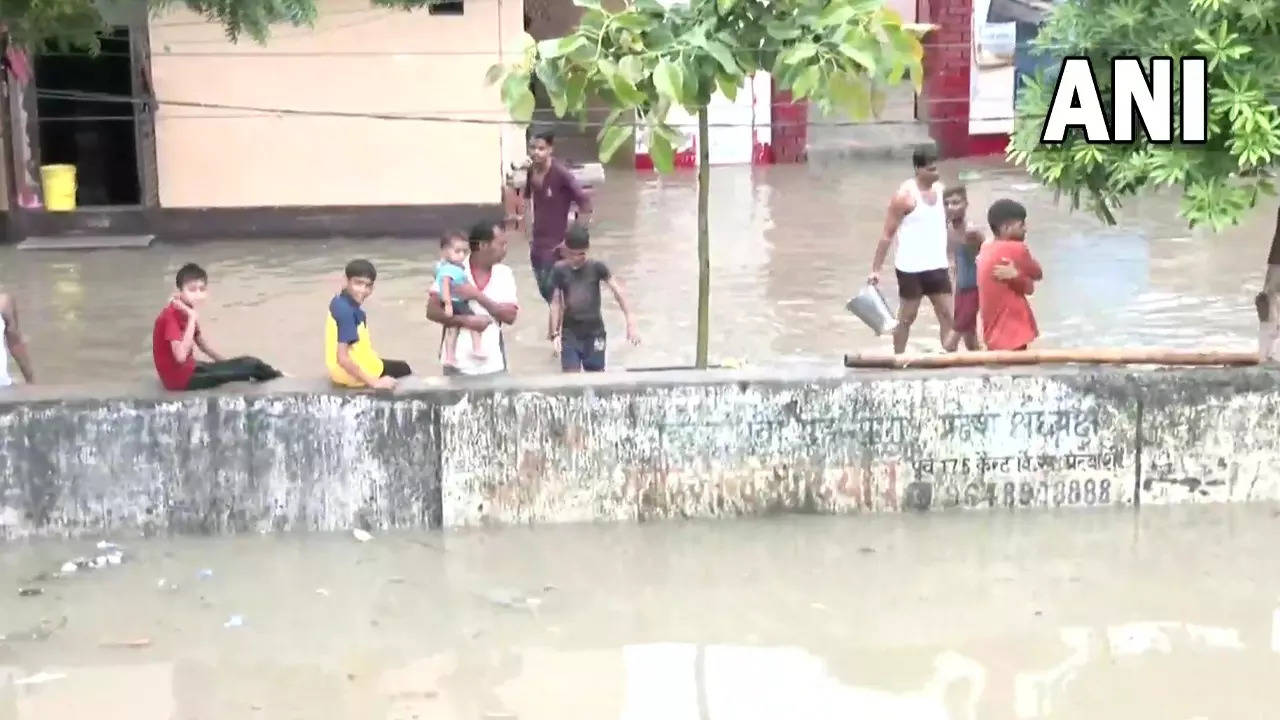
[40,164,77,211]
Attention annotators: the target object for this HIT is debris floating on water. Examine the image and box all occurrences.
[315,588,331,597]
[17,587,44,597]
[479,587,549,615]
[13,671,67,686]
[198,568,215,580]
[57,545,125,576]
[352,529,373,543]
[223,614,245,629]
[99,638,151,649]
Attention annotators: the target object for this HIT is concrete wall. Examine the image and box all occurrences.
[2,366,1278,539]
[148,0,525,208]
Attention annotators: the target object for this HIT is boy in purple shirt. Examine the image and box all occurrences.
[517,131,593,304]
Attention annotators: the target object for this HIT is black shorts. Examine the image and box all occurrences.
[896,268,952,300]
[450,300,473,316]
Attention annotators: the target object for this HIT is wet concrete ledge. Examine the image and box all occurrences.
[1,365,1278,538]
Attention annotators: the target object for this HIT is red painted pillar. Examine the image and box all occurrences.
[768,85,807,164]
[920,0,1007,158]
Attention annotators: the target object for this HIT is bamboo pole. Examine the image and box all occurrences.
[843,348,1260,369]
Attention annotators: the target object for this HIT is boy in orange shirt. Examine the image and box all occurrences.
[976,199,1043,351]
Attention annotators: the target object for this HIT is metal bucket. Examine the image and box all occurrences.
[846,283,897,335]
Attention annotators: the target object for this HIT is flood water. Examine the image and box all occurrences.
[1,505,1278,718]
[0,157,1275,384]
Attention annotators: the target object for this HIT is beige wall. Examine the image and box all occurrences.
[149,0,524,208]
[885,0,916,20]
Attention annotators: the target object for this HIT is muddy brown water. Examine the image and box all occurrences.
[0,158,1273,385]
[2,505,1279,718]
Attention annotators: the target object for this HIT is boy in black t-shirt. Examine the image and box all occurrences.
[547,225,639,372]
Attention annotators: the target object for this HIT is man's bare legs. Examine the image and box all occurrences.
[945,329,980,351]
[928,293,957,351]
[892,298,921,354]
[897,294,958,353]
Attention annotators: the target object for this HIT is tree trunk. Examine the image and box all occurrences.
[1256,202,1280,363]
[695,107,711,368]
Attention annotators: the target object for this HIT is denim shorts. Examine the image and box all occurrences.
[561,331,606,372]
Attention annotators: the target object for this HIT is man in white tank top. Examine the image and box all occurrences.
[0,290,35,386]
[868,148,956,354]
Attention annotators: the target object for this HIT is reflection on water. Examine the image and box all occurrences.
[0,158,1273,384]
[3,505,1280,718]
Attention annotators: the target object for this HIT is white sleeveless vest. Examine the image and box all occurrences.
[894,181,949,273]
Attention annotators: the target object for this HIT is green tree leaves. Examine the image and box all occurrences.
[484,0,928,167]
[653,58,684,105]
[500,72,535,123]
[598,123,634,163]
[1008,0,1280,231]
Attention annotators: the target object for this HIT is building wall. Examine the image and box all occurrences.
[2,366,1278,537]
[920,0,1007,157]
[148,0,525,208]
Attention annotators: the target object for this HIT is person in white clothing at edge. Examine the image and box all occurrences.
[0,290,34,386]
[425,219,519,376]
[867,147,956,354]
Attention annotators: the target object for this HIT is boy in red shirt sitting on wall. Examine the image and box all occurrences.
[976,199,1043,351]
[152,263,283,391]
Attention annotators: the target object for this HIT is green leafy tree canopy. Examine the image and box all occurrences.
[488,0,931,171]
[1006,0,1280,231]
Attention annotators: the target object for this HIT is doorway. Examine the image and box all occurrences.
[34,27,141,207]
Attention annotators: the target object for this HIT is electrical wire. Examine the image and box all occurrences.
[31,87,1041,127]
[33,38,1162,57]
[33,86,1031,113]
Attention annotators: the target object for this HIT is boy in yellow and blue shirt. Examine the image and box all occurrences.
[325,259,412,389]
